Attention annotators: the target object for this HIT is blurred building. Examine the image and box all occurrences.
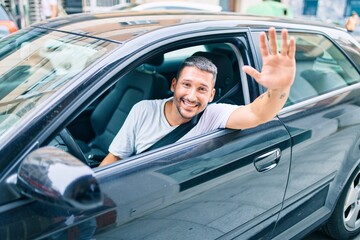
[0,0,269,27]
[2,0,359,29]
[288,0,360,24]
[82,0,130,13]
[1,0,32,28]
[1,0,62,27]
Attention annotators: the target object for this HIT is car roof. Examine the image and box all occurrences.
[130,2,223,12]
[32,11,344,44]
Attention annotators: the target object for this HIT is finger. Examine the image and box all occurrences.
[268,27,278,55]
[242,65,261,81]
[259,32,269,57]
[281,28,288,56]
[288,36,296,59]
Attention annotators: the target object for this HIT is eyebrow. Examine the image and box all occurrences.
[181,79,211,89]
[199,84,210,90]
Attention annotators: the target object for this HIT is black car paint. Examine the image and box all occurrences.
[102,127,290,239]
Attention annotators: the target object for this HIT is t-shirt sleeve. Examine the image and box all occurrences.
[205,103,240,129]
[180,103,240,141]
[108,102,142,158]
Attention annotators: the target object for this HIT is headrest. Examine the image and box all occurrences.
[139,54,164,74]
[295,45,324,61]
[192,51,233,89]
[145,54,164,66]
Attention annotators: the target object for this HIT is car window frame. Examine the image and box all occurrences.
[92,35,252,168]
[62,31,254,169]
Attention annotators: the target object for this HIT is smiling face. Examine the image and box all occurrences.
[168,66,215,125]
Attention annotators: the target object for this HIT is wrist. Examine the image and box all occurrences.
[267,88,290,100]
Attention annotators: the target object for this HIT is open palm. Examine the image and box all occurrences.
[243,27,296,90]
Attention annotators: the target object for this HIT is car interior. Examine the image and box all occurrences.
[286,33,360,107]
[49,42,245,168]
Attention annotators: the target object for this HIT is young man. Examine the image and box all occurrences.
[100,27,296,166]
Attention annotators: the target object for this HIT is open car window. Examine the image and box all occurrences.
[47,41,246,168]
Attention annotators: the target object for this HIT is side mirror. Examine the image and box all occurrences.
[17,146,102,210]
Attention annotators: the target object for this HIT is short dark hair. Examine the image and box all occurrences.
[176,56,217,84]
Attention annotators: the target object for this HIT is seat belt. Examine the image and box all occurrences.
[143,110,204,152]
[216,82,240,103]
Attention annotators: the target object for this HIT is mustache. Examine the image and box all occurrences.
[180,97,201,106]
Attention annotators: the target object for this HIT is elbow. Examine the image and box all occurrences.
[251,114,277,128]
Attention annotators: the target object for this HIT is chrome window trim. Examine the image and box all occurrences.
[279,82,360,115]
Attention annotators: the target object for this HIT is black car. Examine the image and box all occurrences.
[1,11,360,240]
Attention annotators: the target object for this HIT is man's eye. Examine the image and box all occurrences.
[183,83,190,88]
[199,87,207,92]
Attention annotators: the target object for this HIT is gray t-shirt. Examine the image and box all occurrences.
[109,98,239,158]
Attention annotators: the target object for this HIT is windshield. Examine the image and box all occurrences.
[0,27,118,138]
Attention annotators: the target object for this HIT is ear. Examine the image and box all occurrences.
[209,88,216,103]
[170,78,177,92]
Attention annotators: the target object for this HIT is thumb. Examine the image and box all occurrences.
[242,66,261,81]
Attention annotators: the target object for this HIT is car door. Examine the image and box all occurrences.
[92,126,292,240]
[271,31,360,239]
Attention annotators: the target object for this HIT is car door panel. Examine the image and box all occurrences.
[274,92,360,238]
[272,31,360,238]
[93,120,290,239]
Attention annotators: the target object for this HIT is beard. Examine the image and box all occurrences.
[174,96,205,120]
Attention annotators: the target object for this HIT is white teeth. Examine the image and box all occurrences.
[183,99,196,107]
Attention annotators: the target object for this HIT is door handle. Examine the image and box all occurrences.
[254,148,281,172]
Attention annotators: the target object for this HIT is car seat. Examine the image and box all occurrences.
[301,70,346,95]
[192,51,235,102]
[287,48,320,105]
[78,54,168,164]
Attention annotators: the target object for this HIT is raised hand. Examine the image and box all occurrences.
[242,27,296,90]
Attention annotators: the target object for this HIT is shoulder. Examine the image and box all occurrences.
[131,99,167,117]
[201,103,240,125]
[205,103,240,113]
[134,99,165,109]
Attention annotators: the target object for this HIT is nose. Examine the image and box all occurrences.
[186,87,197,101]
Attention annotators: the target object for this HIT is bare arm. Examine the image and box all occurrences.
[99,153,121,167]
[226,27,296,130]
